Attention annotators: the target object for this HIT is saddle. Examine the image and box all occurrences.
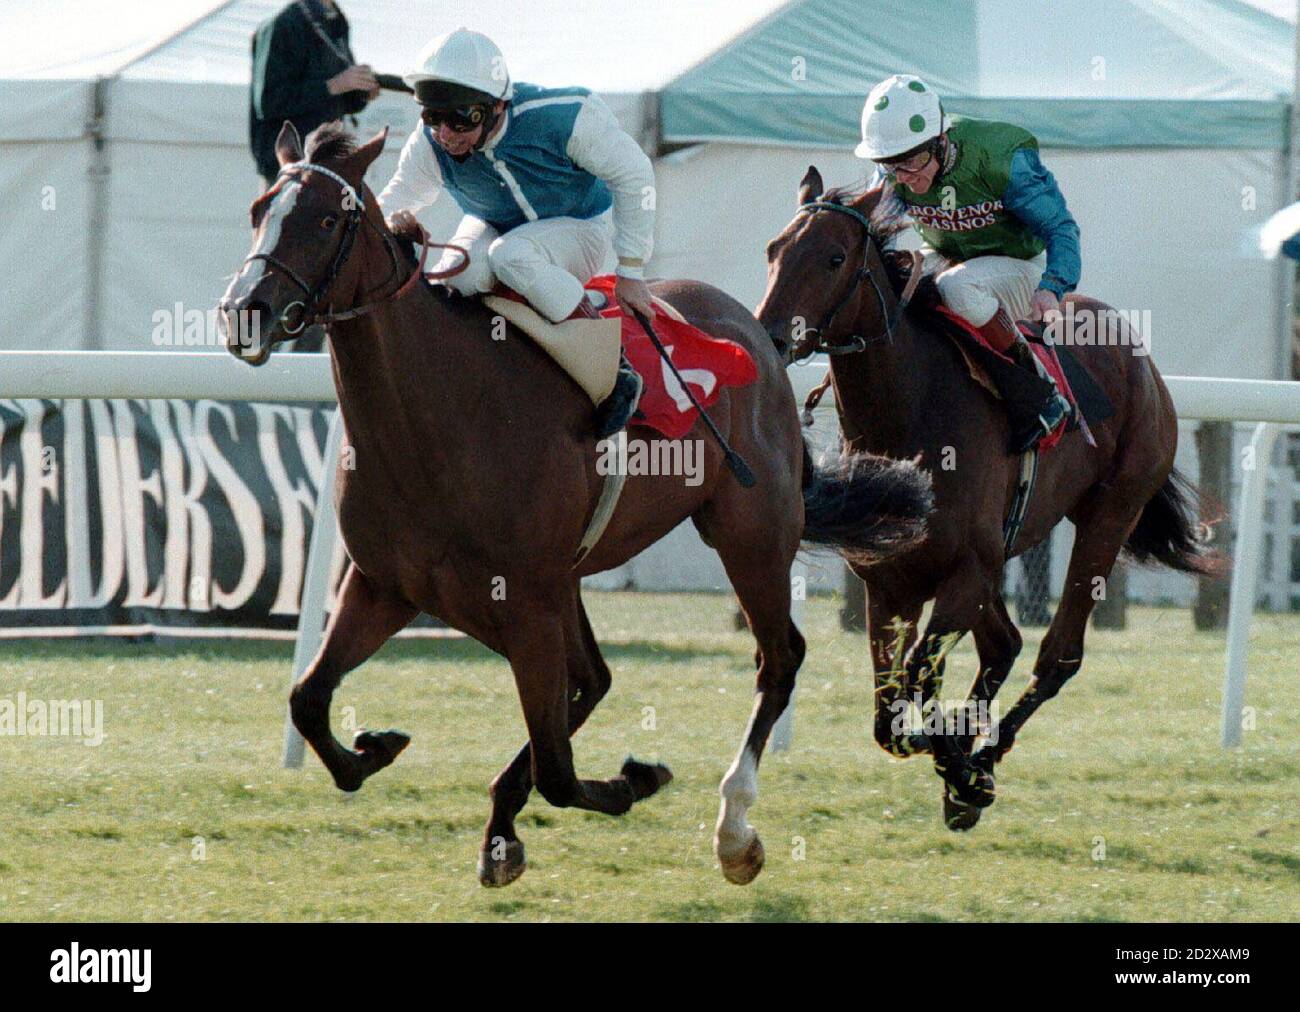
[483,291,623,404]
[881,251,1114,449]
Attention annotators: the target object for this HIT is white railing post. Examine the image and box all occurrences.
[1221,422,1282,748]
[282,407,345,768]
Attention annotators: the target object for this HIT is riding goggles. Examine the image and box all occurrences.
[420,103,490,133]
[873,145,935,176]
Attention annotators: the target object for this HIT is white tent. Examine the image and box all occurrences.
[1,0,1296,602]
[2,0,1293,374]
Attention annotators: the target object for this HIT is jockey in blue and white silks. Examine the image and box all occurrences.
[378,28,653,435]
[378,28,655,325]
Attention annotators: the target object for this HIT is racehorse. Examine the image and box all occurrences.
[218,125,933,886]
[756,167,1218,830]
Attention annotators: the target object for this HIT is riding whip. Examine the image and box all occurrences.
[630,308,756,488]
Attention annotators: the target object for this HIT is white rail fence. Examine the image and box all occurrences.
[1,352,1296,757]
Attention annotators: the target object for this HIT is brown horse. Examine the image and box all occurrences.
[757,167,1217,830]
[218,125,932,885]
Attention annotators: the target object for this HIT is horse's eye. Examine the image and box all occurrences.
[322,215,338,230]
[830,253,846,268]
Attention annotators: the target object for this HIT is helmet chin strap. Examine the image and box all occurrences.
[472,103,506,152]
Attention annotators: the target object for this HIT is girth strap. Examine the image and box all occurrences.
[573,467,628,569]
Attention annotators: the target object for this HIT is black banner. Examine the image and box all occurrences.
[0,398,437,638]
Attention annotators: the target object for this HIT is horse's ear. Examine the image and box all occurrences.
[342,127,389,178]
[797,165,823,207]
[275,121,304,166]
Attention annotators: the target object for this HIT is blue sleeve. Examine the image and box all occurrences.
[1282,232,1300,262]
[1004,147,1081,298]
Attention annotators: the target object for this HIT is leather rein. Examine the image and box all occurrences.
[242,160,468,335]
[790,199,920,362]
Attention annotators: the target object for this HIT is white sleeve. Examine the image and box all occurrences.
[376,124,444,217]
[566,93,655,277]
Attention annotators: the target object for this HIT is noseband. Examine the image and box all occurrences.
[241,160,466,334]
[791,199,912,362]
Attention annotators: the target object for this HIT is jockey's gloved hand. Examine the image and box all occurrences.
[386,209,423,241]
[615,276,654,320]
[1029,288,1060,323]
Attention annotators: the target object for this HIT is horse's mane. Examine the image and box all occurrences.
[817,184,944,319]
[820,183,912,247]
[304,121,358,164]
[249,122,360,225]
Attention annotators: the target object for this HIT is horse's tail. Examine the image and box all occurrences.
[800,439,933,563]
[1122,467,1224,576]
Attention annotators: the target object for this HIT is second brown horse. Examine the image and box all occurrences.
[758,168,1218,831]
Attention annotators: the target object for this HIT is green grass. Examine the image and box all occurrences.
[0,592,1296,922]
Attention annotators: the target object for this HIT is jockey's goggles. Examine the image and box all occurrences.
[420,103,491,133]
[874,144,936,176]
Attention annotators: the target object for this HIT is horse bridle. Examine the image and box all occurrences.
[242,160,465,335]
[791,199,913,362]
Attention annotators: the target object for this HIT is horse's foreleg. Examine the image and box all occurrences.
[478,593,631,887]
[505,596,667,819]
[289,562,418,792]
[943,590,1022,830]
[901,563,998,809]
[967,591,1023,719]
[865,588,926,758]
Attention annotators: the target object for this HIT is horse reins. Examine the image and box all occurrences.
[242,160,468,335]
[794,199,923,421]
[792,199,920,362]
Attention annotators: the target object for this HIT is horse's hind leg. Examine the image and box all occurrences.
[705,525,805,886]
[972,496,1139,777]
[289,562,418,792]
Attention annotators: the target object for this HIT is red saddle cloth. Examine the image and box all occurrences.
[584,276,758,439]
[933,305,1076,452]
[497,276,758,440]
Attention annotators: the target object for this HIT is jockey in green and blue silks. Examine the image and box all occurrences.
[857,74,1078,452]
[378,28,652,436]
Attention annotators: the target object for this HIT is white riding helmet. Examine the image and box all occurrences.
[404,27,513,102]
[855,74,944,160]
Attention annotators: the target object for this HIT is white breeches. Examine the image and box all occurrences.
[433,212,616,322]
[922,250,1048,326]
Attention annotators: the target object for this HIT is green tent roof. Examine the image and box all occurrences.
[662,0,1293,148]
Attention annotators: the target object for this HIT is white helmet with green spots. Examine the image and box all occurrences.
[855,74,944,160]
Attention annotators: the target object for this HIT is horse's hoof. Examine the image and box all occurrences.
[717,833,765,886]
[970,746,998,774]
[621,757,673,801]
[478,839,527,888]
[937,758,995,809]
[943,785,983,831]
[354,728,410,762]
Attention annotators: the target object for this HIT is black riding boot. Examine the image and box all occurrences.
[593,353,643,439]
[964,336,1070,453]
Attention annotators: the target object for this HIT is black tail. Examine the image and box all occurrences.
[1122,467,1223,575]
[801,440,933,563]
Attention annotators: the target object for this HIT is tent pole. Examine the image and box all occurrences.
[83,76,110,352]
[1283,3,1300,380]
